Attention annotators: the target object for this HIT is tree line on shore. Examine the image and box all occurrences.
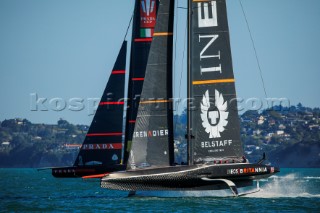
[0,104,319,168]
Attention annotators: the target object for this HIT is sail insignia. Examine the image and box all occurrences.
[200,89,229,139]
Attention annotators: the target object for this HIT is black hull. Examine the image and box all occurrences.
[101,163,279,191]
[52,164,126,178]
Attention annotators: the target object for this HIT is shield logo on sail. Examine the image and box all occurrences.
[201,89,229,138]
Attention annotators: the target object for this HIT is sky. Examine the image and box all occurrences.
[0,0,319,125]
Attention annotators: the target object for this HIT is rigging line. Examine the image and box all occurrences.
[173,0,179,135]
[123,13,134,41]
[178,16,188,105]
[173,0,179,97]
[175,1,188,135]
[239,0,268,98]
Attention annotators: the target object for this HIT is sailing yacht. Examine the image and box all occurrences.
[52,0,279,196]
[51,42,127,178]
[99,0,279,196]
[52,0,159,178]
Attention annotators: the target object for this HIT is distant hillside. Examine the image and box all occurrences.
[0,104,319,168]
[268,141,320,168]
[0,119,87,168]
[238,104,320,167]
[173,104,320,168]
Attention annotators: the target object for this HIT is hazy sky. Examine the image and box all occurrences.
[0,0,319,125]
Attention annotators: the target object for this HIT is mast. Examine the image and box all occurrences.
[187,0,192,165]
[188,0,244,164]
[123,0,159,164]
[127,0,175,169]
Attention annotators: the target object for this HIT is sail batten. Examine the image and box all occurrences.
[153,32,173,36]
[193,79,235,85]
[111,70,126,74]
[134,38,153,42]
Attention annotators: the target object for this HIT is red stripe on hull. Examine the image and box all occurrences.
[129,120,136,123]
[132,78,144,81]
[99,102,124,105]
[112,70,126,74]
[82,174,108,179]
[134,38,153,42]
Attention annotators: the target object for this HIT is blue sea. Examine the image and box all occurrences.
[1,168,319,212]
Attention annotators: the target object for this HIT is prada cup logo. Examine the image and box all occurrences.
[140,0,156,28]
[201,89,229,138]
[141,0,156,16]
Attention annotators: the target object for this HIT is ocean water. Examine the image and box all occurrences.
[0,168,319,212]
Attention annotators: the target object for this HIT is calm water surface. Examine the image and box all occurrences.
[1,168,319,212]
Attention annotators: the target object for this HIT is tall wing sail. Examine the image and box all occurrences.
[73,41,127,168]
[127,0,175,170]
[189,0,243,164]
[123,0,160,164]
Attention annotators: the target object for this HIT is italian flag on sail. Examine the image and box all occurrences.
[140,28,154,38]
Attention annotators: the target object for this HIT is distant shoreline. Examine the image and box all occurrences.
[1,104,319,168]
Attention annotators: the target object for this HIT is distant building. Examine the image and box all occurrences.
[309,125,319,130]
[64,144,81,150]
[1,142,10,146]
[57,129,67,134]
[258,116,265,125]
[269,119,276,126]
[253,129,262,136]
[267,133,275,137]
[283,133,291,138]
[305,112,313,117]
[15,118,24,125]
[276,130,284,136]
[278,124,286,130]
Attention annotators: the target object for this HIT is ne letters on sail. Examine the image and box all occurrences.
[198,2,221,74]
